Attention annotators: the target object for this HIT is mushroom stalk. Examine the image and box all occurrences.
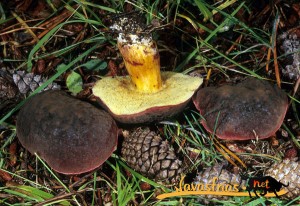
[117,38,162,93]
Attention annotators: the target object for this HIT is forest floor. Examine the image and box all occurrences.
[0,0,300,205]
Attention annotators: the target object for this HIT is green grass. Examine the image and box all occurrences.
[0,0,299,205]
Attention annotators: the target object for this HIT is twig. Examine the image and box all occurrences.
[225,34,243,55]
[272,13,281,87]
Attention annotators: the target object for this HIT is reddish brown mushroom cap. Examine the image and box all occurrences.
[17,90,118,174]
[193,78,288,140]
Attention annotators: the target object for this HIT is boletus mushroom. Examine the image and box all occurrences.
[92,17,203,124]
[17,90,118,174]
[193,78,288,140]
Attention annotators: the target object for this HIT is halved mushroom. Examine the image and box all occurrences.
[193,78,288,140]
[17,90,118,174]
[92,17,202,124]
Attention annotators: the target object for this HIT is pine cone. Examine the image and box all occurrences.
[193,163,243,203]
[121,127,182,184]
[265,158,300,199]
[13,71,60,94]
[278,29,300,80]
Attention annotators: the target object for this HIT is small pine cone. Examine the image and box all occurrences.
[265,158,300,199]
[121,127,182,184]
[194,163,243,203]
[278,29,300,80]
[13,71,60,94]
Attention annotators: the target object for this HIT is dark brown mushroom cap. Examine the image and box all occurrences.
[17,90,118,174]
[193,78,288,140]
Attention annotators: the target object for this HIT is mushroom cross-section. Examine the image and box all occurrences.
[193,78,288,140]
[17,90,118,174]
[92,17,203,124]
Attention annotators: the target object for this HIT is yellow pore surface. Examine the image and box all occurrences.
[92,72,203,115]
[118,42,162,93]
